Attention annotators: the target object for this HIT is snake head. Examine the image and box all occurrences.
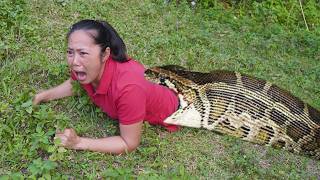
[159,77,167,86]
[145,69,161,84]
[144,69,170,87]
[145,67,179,94]
[144,67,168,84]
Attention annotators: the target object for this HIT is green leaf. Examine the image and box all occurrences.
[47,145,56,153]
[21,99,32,108]
[57,147,66,153]
[26,106,33,114]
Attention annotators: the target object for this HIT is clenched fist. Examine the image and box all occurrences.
[55,128,81,149]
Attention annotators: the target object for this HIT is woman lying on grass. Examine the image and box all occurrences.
[33,19,179,154]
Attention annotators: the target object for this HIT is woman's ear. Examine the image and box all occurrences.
[101,47,111,62]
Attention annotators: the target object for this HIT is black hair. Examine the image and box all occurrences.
[67,19,128,62]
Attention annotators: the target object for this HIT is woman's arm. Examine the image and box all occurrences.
[55,121,143,154]
[33,78,73,105]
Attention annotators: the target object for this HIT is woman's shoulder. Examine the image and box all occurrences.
[118,58,144,71]
[115,58,147,88]
[116,58,145,76]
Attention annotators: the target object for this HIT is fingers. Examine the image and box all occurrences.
[64,128,73,136]
[32,91,45,105]
[56,129,62,134]
[54,128,67,146]
[54,128,78,148]
[55,133,69,146]
[55,128,72,134]
[32,93,42,105]
[32,96,39,105]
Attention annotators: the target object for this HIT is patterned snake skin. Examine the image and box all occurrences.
[145,65,320,159]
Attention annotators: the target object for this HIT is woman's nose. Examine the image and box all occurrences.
[72,54,81,66]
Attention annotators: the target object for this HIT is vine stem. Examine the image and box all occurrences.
[298,0,309,31]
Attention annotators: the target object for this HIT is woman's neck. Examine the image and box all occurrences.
[92,60,107,90]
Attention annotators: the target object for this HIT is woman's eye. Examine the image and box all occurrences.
[80,52,87,56]
[67,50,73,55]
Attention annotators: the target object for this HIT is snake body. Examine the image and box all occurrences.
[145,65,320,159]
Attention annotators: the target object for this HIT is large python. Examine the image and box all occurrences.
[144,65,320,160]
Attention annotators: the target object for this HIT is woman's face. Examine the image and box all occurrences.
[67,30,109,87]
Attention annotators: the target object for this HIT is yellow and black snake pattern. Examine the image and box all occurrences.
[145,65,320,160]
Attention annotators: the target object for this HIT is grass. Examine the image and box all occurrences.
[0,0,320,179]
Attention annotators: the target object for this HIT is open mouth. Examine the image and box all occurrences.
[74,71,87,81]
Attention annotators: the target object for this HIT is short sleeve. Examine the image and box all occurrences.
[116,85,146,125]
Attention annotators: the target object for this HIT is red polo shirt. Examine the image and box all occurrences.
[71,57,179,132]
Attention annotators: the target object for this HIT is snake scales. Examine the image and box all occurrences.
[145,65,320,160]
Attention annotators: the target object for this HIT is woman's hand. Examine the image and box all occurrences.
[52,121,143,154]
[33,91,45,105]
[55,128,81,149]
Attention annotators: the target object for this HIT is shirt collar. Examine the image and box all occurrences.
[95,56,116,95]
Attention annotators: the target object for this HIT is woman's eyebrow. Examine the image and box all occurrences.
[68,47,87,51]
